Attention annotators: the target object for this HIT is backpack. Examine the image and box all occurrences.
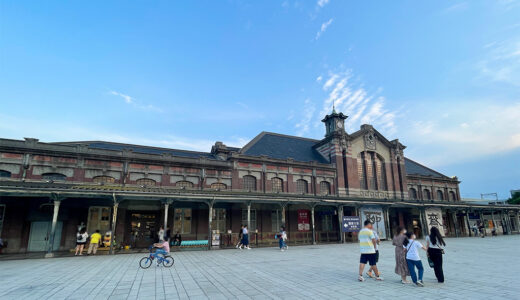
[77,233,83,242]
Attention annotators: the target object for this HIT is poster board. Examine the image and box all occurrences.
[360,206,386,239]
[297,209,310,231]
[425,208,446,236]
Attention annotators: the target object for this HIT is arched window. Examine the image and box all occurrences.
[243,175,257,191]
[423,189,431,200]
[366,153,376,190]
[436,190,444,200]
[0,170,11,178]
[296,179,308,194]
[136,178,156,186]
[409,188,418,199]
[319,181,330,195]
[375,154,388,191]
[175,180,193,189]
[210,182,227,190]
[271,177,283,193]
[93,175,115,183]
[42,173,66,181]
[357,153,367,189]
[449,191,456,202]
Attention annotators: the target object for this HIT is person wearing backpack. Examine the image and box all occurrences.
[403,232,428,287]
[426,226,446,283]
[278,226,288,251]
[75,227,88,256]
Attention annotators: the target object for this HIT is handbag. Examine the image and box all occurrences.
[427,256,435,268]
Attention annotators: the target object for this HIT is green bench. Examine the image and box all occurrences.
[176,240,208,250]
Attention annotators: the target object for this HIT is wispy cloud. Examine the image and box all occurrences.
[109,90,163,112]
[295,99,316,136]
[442,2,468,13]
[315,18,333,40]
[317,0,330,8]
[477,38,520,86]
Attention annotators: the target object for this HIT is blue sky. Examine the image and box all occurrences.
[1,0,519,199]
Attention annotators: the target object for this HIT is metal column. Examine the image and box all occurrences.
[45,199,61,258]
[109,194,119,255]
[311,205,316,245]
[337,205,344,243]
[451,210,459,238]
[419,207,428,239]
[465,211,472,237]
[208,201,213,250]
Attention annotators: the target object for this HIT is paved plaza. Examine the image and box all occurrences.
[0,235,519,300]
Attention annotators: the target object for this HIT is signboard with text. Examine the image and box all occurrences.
[425,207,445,236]
[297,209,310,231]
[342,216,361,232]
[360,206,387,239]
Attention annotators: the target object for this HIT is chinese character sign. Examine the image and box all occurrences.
[342,216,360,232]
[297,209,310,231]
[425,208,445,236]
[360,206,386,239]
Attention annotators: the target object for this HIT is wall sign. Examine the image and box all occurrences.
[360,206,386,239]
[342,216,360,232]
[297,209,310,231]
[425,208,445,236]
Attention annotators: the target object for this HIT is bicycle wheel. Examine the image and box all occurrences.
[139,256,152,269]
[162,255,174,267]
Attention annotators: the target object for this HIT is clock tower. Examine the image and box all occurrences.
[321,107,347,137]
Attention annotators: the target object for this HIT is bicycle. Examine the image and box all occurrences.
[139,246,174,269]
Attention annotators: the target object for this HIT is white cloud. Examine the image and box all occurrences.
[316,75,323,82]
[317,0,330,8]
[402,101,520,166]
[442,2,468,13]
[294,99,316,136]
[109,90,163,112]
[477,38,520,86]
[315,18,333,40]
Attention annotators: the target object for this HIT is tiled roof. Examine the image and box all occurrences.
[56,141,218,160]
[241,132,328,164]
[404,157,448,179]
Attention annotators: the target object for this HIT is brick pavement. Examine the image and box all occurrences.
[0,235,518,299]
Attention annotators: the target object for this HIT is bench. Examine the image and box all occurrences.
[175,240,208,250]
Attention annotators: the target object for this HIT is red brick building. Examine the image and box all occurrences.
[0,110,519,255]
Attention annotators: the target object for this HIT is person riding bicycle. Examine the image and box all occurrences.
[152,240,170,256]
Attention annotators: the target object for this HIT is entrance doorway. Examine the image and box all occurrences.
[130,212,159,248]
[28,221,63,252]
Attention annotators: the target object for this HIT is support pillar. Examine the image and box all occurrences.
[311,205,316,245]
[419,207,428,239]
[247,202,251,229]
[109,198,119,255]
[500,210,508,235]
[281,204,287,226]
[383,206,391,240]
[491,210,497,234]
[163,202,170,232]
[337,205,344,243]
[465,210,472,237]
[45,199,61,258]
[451,210,459,238]
[208,201,213,250]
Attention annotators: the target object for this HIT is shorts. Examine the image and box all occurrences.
[76,242,86,245]
[360,253,377,266]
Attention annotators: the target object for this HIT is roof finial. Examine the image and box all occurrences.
[332,101,336,114]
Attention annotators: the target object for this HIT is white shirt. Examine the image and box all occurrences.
[426,236,443,249]
[404,239,423,261]
[77,232,88,243]
[242,228,248,235]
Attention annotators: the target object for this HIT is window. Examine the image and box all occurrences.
[174,208,192,234]
[42,173,66,181]
[271,177,283,193]
[423,189,431,200]
[367,153,377,190]
[296,179,308,194]
[321,214,334,231]
[319,181,330,195]
[241,209,257,230]
[437,190,444,201]
[93,175,115,184]
[136,178,156,186]
[271,210,283,232]
[375,155,387,191]
[210,182,227,190]
[0,170,11,178]
[409,188,418,199]
[243,175,257,191]
[175,180,193,189]
[449,191,456,202]
[212,208,226,233]
[357,153,367,189]
[87,207,111,234]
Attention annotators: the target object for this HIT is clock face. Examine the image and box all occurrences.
[336,121,343,128]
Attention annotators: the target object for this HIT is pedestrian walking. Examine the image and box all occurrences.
[242,225,251,250]
[158,226,165,242]
[426,226,445,283]
[358,220,383,282]
[392,226,410,283]
[75,227,88,256]
[236,225,244,249]
[87,230,102,255]
[366,229,380,278]
[278,226,288,251]
[403,232,427,287]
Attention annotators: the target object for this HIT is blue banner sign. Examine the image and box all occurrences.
[342,216,360,232]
